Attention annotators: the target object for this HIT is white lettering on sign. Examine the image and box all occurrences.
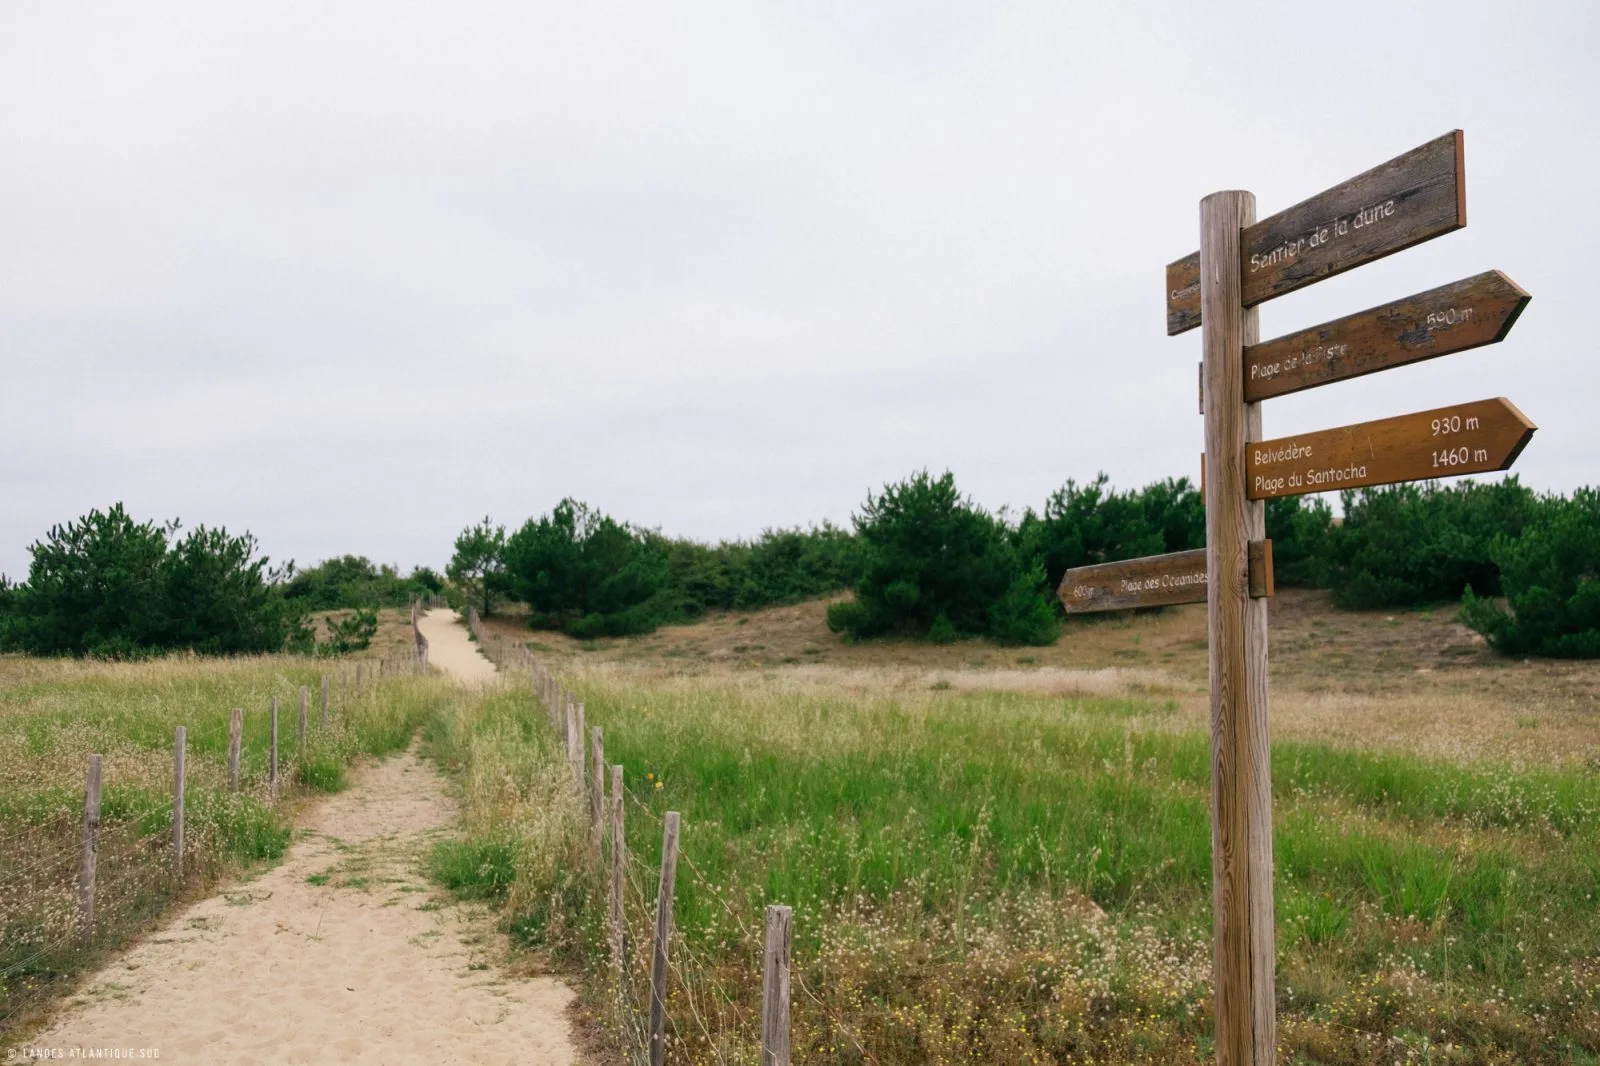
[1431,414,1481,436]
[1170,282,1199,302]
[1433,446,1489,468]
[1117,570,1205,594]
[1250,342,1349,381]
[1426,306,1475,329]
[1254,442,1313,464]
[1247,199,1398,274]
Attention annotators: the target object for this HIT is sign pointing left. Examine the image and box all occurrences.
[1058,543,1274,614]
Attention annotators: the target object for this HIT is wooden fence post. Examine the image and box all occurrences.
[1201,188,1276,1066]
[298,687,308,750]
[321,675,329,725]
[172,726,186,878]
[564,701,577,781]
[650,811,681,1066]
[574,703,588,795]
[590,727,605,858]
[270,696,280,798]
[227,708,243,791]
[762,905,793,1066]
[76,754,102,942]
[610,764,625,987]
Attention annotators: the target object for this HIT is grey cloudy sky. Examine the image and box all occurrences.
[3,1,1596,578]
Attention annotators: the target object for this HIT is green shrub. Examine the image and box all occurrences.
[502,500,668,636]
[1314,479,1538,608]
[1264,494,1335,587]
[428,836,520,900]
[829,470,1054,644]
[2,504,308,658]
[283,555,438,610]
[1018,474,1166,598]
[1462,488,1600,657]
[447,517,506,619]
[323,607,378,654]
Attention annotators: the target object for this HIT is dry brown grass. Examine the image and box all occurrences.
[480,589,1600,769]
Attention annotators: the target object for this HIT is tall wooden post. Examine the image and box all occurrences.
[761,905,793,1066]
[270,696,280,798]
[298,687,309,749]
[321,675,329,724]
[649,811,681,1066]
[227,708,243,791]
[610,764,625,989]
[1200,189,1275,1065]
[172,726,187,878]
[574,702,586,784]
[590,727,605,855]
[77,754,102,942]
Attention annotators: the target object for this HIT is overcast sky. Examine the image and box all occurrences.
[3,1,1596,578]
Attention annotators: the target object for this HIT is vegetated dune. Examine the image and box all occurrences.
[463,594,1600,1064]
[481,587,1600,769]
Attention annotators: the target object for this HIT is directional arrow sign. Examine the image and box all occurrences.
[1247,398,1534,500]
[1243,270,1530,401]
[1059,542,1274,614]
[1166,130,1466,335]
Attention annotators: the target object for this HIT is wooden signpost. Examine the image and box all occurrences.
[1053,129,1535,1065]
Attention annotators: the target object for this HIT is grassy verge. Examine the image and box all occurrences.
[426,662,1600,1064]
[0,654,449,1037]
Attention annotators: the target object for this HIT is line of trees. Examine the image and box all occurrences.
[457,471,1600,657]
[0,505,438,658]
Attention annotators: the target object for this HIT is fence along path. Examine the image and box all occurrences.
[466,608,879,1066]
[20,634,578,1065]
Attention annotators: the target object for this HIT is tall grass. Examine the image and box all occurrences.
[0,654,448,1036]
[431,660,1600,1064]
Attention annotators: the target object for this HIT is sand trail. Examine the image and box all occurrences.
[418,607,499,684]
[28,613,578,1064]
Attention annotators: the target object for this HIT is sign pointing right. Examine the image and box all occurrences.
[1247,397,1535,500]
[1243,270,1530,402]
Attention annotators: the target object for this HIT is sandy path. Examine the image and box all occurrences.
[418,608,499,684]
[28,618,579,1064]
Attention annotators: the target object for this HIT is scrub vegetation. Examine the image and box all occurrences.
[426,626,1600,1064]
[0,654,447,1034]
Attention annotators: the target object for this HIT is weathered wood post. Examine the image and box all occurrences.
[574,703,588,795]
[761,905,793,1066]
[298,686,308,750]
[355,662,364,690]
[227,707,243,791]
[1201,188,1275,1065]
[610,764,625,987]
[172,726,187,878]
[321,675,329,725]
[564,701,578,782]
[270,696,280,798]
[649,811,681,1066]
[76,754,102,942]
[590,727,605,860]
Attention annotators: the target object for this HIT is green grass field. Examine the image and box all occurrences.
[430,658,1600,1065]
[0,654,447,1034]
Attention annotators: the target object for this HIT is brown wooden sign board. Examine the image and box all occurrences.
[1247,397,1534,500]
[1058,541,1274,614]
[1167,131,1466,335]
[1244,270,1529,402]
